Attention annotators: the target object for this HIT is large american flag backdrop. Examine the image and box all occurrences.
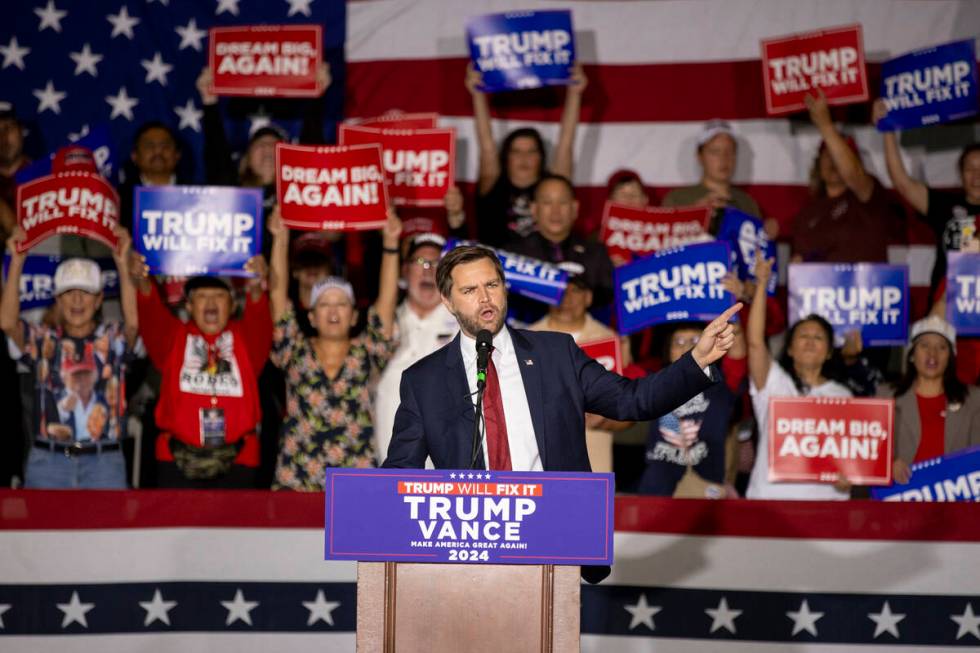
[0,0,346,184]
[1,491,979,650]
[1,0,978,304]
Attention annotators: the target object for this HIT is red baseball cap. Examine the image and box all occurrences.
[52,145,98,174]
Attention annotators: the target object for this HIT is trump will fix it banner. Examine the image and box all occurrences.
[16,172,120,253]
[769,396,894,485]
[760,24,868,115]
[339,125,455,207]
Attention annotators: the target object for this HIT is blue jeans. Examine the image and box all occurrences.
[24,447,128,489]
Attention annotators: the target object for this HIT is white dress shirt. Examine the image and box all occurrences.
[373,301,458,463]
[460,327,543,472]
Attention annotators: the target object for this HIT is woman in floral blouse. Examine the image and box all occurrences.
[268,207,401,490]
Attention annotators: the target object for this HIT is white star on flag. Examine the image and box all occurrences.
[705,596,742,634]
[0,37,31,71]
[216,0,241,16]
[35,0,67,33]
[786,599,823,637]
[33,81,66,114]
[286,0,314,17]
[57,591,94,628]
[952,603,980,640]
[69,43,103,77]
[868,601,905,639]
[221,589,259,626]
[302,590,340,626]
[106,87,139,121]
[68,124,90,142]
[0,603,11,628]
[141,52,173,85]
[175,100,203,132]
[449,473,456,479]
[176,18,207,51]
[624,593,661,631]
[107,6,141,40]
[139,589,177,626]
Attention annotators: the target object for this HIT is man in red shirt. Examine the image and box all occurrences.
[133,259,272,488]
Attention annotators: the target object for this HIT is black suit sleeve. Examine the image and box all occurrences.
[571,338,714,421]
[381,371,430,469]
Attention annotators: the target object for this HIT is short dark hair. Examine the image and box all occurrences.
[436,246,505,298]
[532,173,575,201]
[132,121,180,151]
[958,143,980,175]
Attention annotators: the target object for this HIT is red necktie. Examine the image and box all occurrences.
[483,352,512,471]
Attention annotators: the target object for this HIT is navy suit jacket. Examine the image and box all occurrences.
[383,327,716,471]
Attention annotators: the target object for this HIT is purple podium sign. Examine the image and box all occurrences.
[324,468,614,566]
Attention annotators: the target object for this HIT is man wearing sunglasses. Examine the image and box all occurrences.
[373,233,459,463]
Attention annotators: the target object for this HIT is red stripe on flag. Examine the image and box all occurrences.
[346,59,892,123]
[3,490,979,542]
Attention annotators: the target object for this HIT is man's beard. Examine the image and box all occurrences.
[455,301,506,337]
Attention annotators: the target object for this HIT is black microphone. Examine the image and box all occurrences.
[470,329,493,469]
[475,329,492,389]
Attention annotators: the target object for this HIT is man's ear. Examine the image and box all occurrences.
[440,293,454,316]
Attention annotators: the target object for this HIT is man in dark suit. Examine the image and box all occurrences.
[383,245,742,472]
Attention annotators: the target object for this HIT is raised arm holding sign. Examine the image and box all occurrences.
[745,252,852,500]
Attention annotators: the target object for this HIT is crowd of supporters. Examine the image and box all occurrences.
[0,60,978,497]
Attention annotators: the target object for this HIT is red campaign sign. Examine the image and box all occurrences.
[16,172,120,253]
[579,337,622,376]
[339,126,455,207]
[209,25,322,98]
[598,202,711,263]
[355,112,439,130]
[769,396,894,486]
[760,24,868,115]
[276,143,389,232]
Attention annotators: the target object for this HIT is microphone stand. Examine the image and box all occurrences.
[468,375,486,470]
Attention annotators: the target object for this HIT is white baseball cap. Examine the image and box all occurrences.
[54,258,103,295]
[909,315,956,353]
[697,119,735,147]
[310,276,355,307]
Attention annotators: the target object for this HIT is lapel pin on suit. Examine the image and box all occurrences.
[524,359,534,366]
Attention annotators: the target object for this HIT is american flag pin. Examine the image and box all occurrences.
[524,359,534,366]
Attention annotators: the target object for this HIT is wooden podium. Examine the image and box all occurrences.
[356,561,581,652]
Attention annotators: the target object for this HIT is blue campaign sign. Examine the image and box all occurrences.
[466,10,575,92]
[871,446,980,502]
[134,186,263,277]
[15,124,118,185]
[3,254,120,310]
[877,39,978,131]
[716,208,777,295]
[788,263,909,346]
[496,247,568,305]
[614,241,733,335]
[324,468,614,565]
[947,252,980,336]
